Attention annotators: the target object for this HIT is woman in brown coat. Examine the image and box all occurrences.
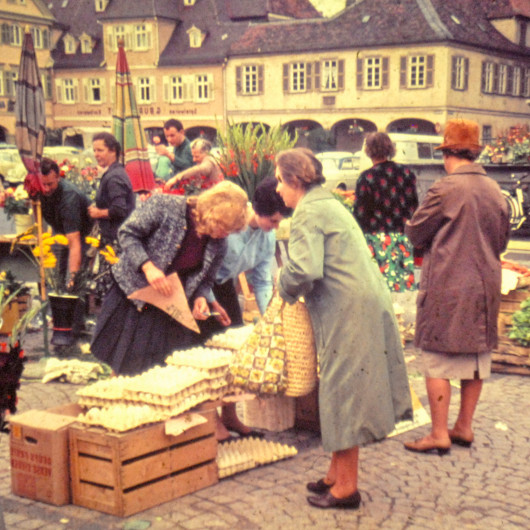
[404,119,510,454]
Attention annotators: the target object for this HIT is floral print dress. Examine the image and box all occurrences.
[354,161,419,292]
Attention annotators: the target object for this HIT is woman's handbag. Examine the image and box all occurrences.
[229,295,317,397]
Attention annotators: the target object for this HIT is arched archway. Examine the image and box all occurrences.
[185,126,218,144]
[235,122,271,133]
[282,119,323,149]
[0,126,7,144]
[332,119,377,152]
[386,118,437,135]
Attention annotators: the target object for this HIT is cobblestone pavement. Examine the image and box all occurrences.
[1,330,529,529]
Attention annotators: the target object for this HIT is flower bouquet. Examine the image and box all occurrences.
[1,185,32,219]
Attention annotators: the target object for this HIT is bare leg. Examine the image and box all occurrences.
[328,447,359,499]
[215,411,231,441]
[425,376,451,442]
[451,378,483,441]
[220,403,252,435]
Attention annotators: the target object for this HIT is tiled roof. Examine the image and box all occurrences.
[230,0,528,57]
[486,0,530,19]
[158,0,321,66]
[48,0,104,69]
[269,0,322,19]
[96,0,179,21]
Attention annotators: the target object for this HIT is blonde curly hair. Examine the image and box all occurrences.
[189,181,249,237]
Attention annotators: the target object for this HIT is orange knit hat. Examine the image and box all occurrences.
[435,119,482,152]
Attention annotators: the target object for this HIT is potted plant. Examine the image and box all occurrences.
[0,271,32,335]
[0,185,34,234]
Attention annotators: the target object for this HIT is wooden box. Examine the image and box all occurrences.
[493,312,530,376]
[69,408,218,517]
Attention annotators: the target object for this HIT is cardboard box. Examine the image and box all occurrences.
[69,406,218,517]
[10,403,82,506]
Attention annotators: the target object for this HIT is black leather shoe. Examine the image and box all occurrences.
[307,490,361,510]
[306,478,332,494]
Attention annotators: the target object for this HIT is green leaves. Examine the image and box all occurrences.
[508,297,530,346]
[215,123,297,200]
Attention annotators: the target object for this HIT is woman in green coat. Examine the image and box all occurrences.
[275,149,412,510]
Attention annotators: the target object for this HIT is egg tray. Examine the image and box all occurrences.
[122,365,205,396]
[205,325,254,351]
[217,438,298,479]
[165,347,234,370]
[76,376,130,400]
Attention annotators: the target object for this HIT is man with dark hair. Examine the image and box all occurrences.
[200,176,292,441]
[156,119,193,175]
[40,157,92,284]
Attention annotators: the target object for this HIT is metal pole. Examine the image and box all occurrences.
[34,200,49,356]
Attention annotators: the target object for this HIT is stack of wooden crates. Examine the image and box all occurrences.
[494,283,530,376]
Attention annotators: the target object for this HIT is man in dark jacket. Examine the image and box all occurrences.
[155,119,193,176]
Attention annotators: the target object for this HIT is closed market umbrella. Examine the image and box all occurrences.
[113,39,155,192]
[14,27,48,354]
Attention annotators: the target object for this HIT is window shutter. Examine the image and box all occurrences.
[451,56,457,89]
[55,79,63,103]
[258,65,264,94]
[43,28,50,49]
[338,60,344,90]
[382,57,389,89]
[356,57,363,90]
[426,55,434,87]
[236,66,242,95]
[400,56,407,88]
[208,76,213,101]
[73,79,79,102]
[283,64,289,93]
[125,29,132,50]
[146,23,152,49]
[314,61,321,91]
[41,74,46,98]
[83,79,89,102]
[493,63,499,93]
[463,57,469,91]
[150,77,156,103]
[110,79,116,104]
[0,72,3,97]
[480,61,486,92]
[306,62,312,91]
[163,76,169,102]
[106,27,113,50]
[100,79,106,103]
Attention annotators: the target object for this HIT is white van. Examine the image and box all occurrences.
[356,133,444,173]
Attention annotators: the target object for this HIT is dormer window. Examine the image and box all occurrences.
[95,0,108,11]
[187,25,204,48]
[81,34,92,53]
[64,34,77,54]
[184,0,196,6]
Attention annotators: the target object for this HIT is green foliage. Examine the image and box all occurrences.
[216,123,297,200]
[508,297,530,346]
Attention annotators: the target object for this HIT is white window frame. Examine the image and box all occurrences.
[321,59,338,91]
[512,66,522,96]
[64,79,76,103]
[364,57,381,89]
[453,56,466,90]
[195,74,210,101]
[81,36,92,54]
[137,77,153,104]
[408,55,426,88]
[88,78,102,103]
[95,0,106,11]
[483,62,496,93]
[31,27,42,49]
[11,25,22,46]
[242,65,258,95]
[498,64,508,94]
[290,62,306,92]
[114,25,126,50]
[64,35,76,54]
[4,70,17,97]
[134,24,149,50]
[169,75,185,102]
[189,28,202,48]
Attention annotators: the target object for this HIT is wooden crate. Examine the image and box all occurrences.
[69,408,218,517]
[493,313,530,376]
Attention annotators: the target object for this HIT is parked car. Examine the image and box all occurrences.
[316,151,360,190]
[355,133,444,173]
[0,149,23,185]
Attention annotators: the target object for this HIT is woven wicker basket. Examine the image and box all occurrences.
[242,395,296,431]
[281,300,317,397]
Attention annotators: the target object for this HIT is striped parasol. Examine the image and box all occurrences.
[15,29,46,196]
[14,28,49,355]
[113,39,155,192]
